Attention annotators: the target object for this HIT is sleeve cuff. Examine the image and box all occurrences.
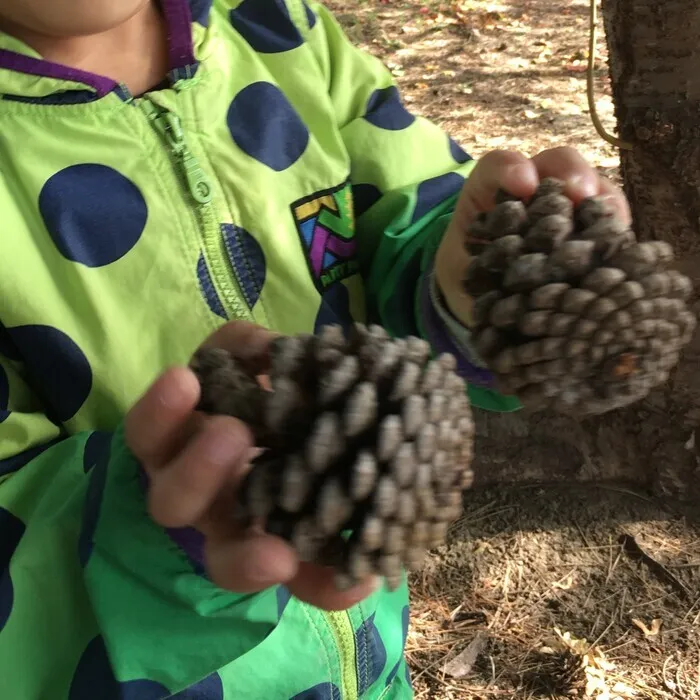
[417,265,496,388]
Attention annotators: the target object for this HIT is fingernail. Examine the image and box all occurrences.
[246,541,298,583]
[160,369,195,409]
[205,431,244,467]
[567,174,597,199]
[503,164,537,196]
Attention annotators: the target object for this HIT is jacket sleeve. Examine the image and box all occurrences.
[300,1,520,411]
[0,345,283,697]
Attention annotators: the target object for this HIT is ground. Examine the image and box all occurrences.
[327,0,700,696]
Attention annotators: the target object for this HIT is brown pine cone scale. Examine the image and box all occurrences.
[464,178,696,415]
[190,324,474,590]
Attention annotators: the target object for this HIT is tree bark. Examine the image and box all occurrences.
[468,0,700,506]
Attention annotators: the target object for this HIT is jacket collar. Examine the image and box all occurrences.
[0,0,207,102]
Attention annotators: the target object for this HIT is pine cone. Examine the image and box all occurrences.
[463,178,697,415]
[190,324,474,590]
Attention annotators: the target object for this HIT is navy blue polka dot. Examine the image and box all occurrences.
[355,614,387,694]
[222,224,267,309]
[0,322,19,361]
[39,164,147,268]
[277,585,292,619]
[314,283,353,335]
[120,681,169,700]
[189,0,212,26]
[83,431,112,473]
[7,325,92,423]
[0,508,25,632]
[228,82,309,171]
[304,2,317,28]
[411,172,465,224]
[385,605,410,687]
[449,137,472,164]
[197,254,227,319]
[230,0,303,53]
[78,446,110,567]
[364,86,415,131]
[290,683,341,700]
[405,662,412,686]
[170,672,224,699]
[0,364,9,424]
[352,183,383,218]
[69,636,121,700]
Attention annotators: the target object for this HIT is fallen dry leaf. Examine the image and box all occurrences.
[631,618,663,637]
[442,632,487,679]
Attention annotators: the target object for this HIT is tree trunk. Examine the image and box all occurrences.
[469,0,700,506]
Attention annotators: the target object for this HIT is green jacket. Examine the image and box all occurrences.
[0,0,517,698]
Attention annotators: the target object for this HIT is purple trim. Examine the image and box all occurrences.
[419,274,496,388]
[162,0,197,71]
[0,0,195,97]
[136,462,208,576]
[0,49,117,97]
[165,526,207,575]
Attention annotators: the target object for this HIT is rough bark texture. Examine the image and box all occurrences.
[469,0,700,507]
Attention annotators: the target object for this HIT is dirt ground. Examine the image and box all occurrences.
[327,0,700,696]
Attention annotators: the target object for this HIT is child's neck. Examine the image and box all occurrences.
[1,2,168,96]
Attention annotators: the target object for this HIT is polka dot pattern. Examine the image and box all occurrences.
[197,254,227,319]
[0,507,25,632]
[39,164,147,268]
[78,444,110,567]
[0,364,9,424]
[290,682,341,700]
[7,325,92,423]
[230,0,303,54]
[120,680,169,700]
[314,283,353,335]
[189,0,212,26]
[411,172,465,224]
[0,322,19,361]
[0,439,62,478]
[228,82,309,171]
[170,672,224,699]
[221,224,267,309]
[364,86,415,131]
[355,613,387,694]
[69,636,121,700]
[351,183,383,218]
[304,2,317,29]
[276,585,292,620]
[83,431,112,473]
[449,137,472,164]
[70,636,224,699]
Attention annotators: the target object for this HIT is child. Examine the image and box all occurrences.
[0,0,628,697]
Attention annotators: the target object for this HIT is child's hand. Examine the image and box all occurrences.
[125,321,378,611]
[434,147,632,328]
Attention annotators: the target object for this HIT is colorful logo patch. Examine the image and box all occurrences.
[291,181,359,292]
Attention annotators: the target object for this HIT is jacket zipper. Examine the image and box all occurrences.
[326,609,360,698]
[138,97,250,322]
[138,92,360,696]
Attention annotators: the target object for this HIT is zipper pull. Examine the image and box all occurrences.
[145,103,214,206]
[161,112,213,206]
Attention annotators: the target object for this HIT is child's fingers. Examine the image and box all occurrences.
[465,150,539,212]
[597,176,633,226]
[205,532,299,592]
[530,146,599,201]
[286,565,380,611]
[124,366,201,469]
[147,414,254,528]
[202,320,280,374]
